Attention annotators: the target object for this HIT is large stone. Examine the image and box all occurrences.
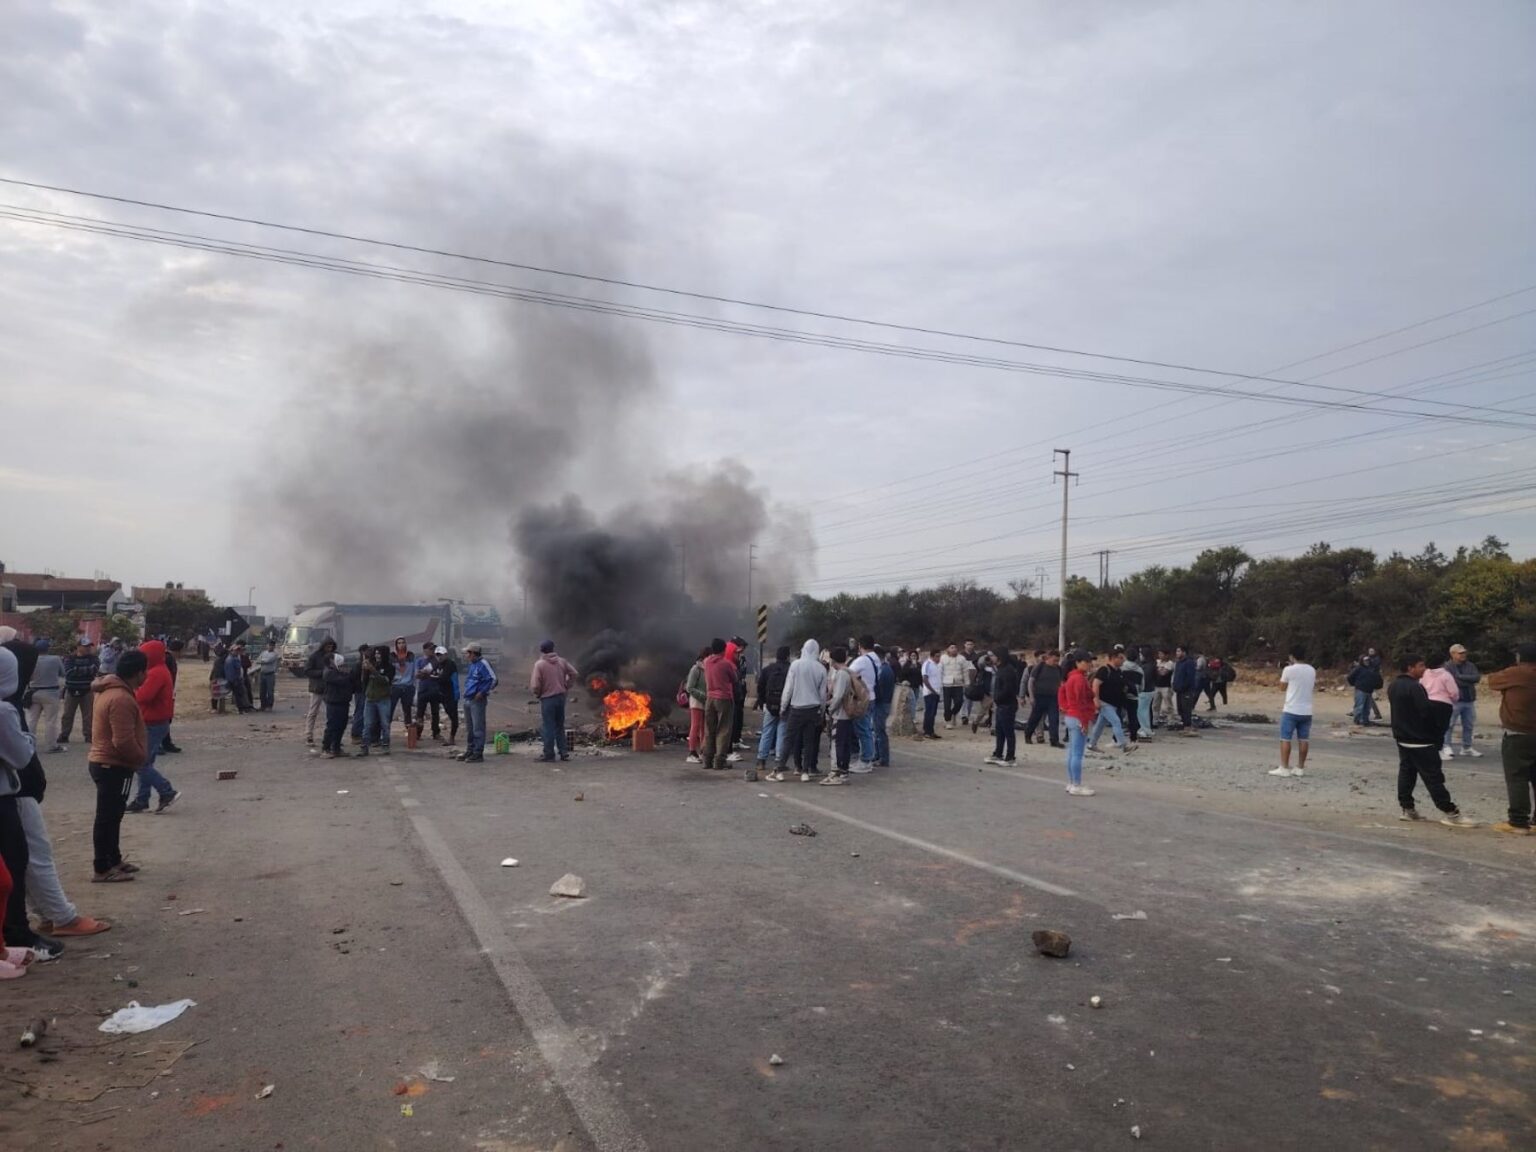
[549,873,587,898]
[1032,929,1072,958]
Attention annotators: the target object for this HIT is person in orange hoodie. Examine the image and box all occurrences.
[89,650,150,881]
[127,642,180,814]
[1059,651,1099,797]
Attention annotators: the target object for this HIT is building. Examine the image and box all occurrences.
[132,583,209,606]
[0,562,126,613]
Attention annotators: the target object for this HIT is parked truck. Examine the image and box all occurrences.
[280,602,461,674]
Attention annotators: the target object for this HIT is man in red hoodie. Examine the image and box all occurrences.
[701,638,739,770]
[127,642,180,814]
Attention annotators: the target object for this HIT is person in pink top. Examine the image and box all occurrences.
[700,639,739,770]
[529,641,579,763]
[1421,653,1460,762]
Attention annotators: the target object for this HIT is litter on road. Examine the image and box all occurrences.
[500,858,519,867]
[256,1084,275,1099]
[1032,929,1072,958]
[768,1054,784,1066]
[549,873,587,898]
[788,823,817,837]
[1111,910,1148,921]
[98,999,197,1034]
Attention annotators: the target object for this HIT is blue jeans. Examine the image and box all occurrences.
[1064,716,1086,787]
[1352,688,1374,725]
[1450,700,1476,750]
[922,693,939,736]
[871,701,890,766]
[463,696,488,757]
[351,690,366,738]
[854,713,875,763]
[540,694,568,759]
[1137,691,1155,733]
[134,722,174,805]
[362,698,391,749]
[756,711,787,763]
[1088,702,1128,748]
[906,686,919,723]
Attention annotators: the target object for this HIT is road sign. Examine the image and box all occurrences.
[756,603,769,644]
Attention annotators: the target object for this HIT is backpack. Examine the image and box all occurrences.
[964,678,986,701]
[844,671,871,719]
[675,680,689,709]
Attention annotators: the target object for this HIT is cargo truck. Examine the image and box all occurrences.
[280,602,460,674]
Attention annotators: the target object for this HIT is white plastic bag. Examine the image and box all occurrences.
[98,998,197,1034]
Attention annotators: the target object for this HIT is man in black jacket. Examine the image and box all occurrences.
[1022,651,1063,748]
[753,646,792,777]
[58,641,99,744]
[304,638,336,751]
[1389,655,1477,827]
[986,650,1022,765]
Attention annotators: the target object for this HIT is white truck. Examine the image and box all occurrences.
[280,602,462,674]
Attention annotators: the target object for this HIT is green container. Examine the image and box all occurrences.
[493,732,511,755]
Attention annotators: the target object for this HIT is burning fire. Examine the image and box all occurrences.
[600,689,652,737]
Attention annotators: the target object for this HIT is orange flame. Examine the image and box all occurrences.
[601,689,651,737]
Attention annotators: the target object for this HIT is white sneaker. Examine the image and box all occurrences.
[1400,807,1424,821]
[849,762,874,774]
[725,752,743,763]
[766,771,785,782]
[1290,767,1305,777]
[1438,747,1452,761]
[984,756,1003,765]
[1440,812,1479,827]
[1067,784,1096,796]
[820,773,848,786]
[684,753,702,765]
[1463,748,1483,758]
[1123,742,1139,753]
[1268,766,1294,777]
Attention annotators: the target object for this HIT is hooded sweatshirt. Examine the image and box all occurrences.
[1059,667,1097,726]
[704,649,739,700]
[1486,662,1536,735]
[89,672,149,769]
[136,640,177,725]
[991,654,1022,708]
[0,649,32,796]
[1388,673,1441,746]
[530,652,578,698]
[780,640,828,710]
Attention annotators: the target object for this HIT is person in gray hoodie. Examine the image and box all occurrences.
[27,638,64,752]
[1,646,68,957]
[772,639,827,783]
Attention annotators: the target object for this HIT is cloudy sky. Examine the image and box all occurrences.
[3,0,1534,616]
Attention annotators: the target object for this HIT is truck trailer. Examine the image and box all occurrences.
[280,602,460,674]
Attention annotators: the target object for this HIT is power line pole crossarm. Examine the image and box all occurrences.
[1052,449,1078,653]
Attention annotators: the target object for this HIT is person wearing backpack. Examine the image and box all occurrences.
[823,646,862,785]
[850,637,883,772]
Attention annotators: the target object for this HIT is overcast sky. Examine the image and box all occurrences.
[3,0,1534,615]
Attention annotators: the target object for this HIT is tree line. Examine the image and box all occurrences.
[784,537,1534,669]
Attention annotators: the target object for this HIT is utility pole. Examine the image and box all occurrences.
[1053,449,1078,653]
[679,541,687,597]
[1096,550,1113,589]
[747,544,758,611]
[1034,565,1049,600]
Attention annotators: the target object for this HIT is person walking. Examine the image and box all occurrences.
[459,643,497,763]
[1347,656,1383,727]
[1486,643,1536,835]
[304,638,336,751]
[1022,651,1063,748]
[126,641,179,814]
[773,639,827,783]
[86,648,150,882]
[1204,656,1230,710]
[1389,655,1477,826]
[872,647,895,768]
[1270,644,1316,777]
[700,639,738,771]
[360,646,393,756]
[822,646,856,786]
[58,639,99,746]
[753,645,792,780]
[1171,646,1199,735]
[1445,643,1482,757]
[985,649,1021,765]
[850,637,882,772]
[683,647,708,765]
[921,648,944,739]
[256,639,280,711]
[530,641,578,763]
[1086,651,1138,755]
[320,653,353,758]
[26,638,63,753]
[968,651,995,734]
[939,644,968,729]
[1060,651,1097,796]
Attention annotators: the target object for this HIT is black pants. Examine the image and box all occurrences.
[778,705,822,775]
[942,686,964,722]
[832,718,854,773]
[922,693,940,736]
[1023,696,1060,745]
[389,684,414,726]
[1176,690,1197,728]
[993,704,1018,760]
[1501,732,1536,829]
[88,763,133,877]
[0,796,33,946]
[417,693,444,737]
[260,673,276,710]
[1397,744,1457,812]
[1124,705,1140,741]
[323,700,349,753]
[439,697,459,742]
[231,676,253,713]
[730,688,746,748]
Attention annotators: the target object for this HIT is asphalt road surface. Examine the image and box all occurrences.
[4,691,1532,1152]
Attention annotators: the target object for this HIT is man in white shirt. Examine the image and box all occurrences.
[1271,644,1317,778]
[851,636,882,772]
[921,648,945,739]
[939,644,970,729]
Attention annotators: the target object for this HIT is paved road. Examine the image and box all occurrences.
[4,705,1531,1151]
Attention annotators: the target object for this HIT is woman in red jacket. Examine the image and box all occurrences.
[1060,651,1098,796]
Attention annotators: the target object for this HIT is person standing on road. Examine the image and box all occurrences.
[86,648,150,883]
[728,637,750,754]
[1151,650,1175,727]
[530,640,578,763]
[700,639,738,771]
[939,644,969,729]
[899,650,922,728]
[1485,643,1536,836]
[1271,644,1316,778]
[1420,654,1460,761]
[58,639,99,746]
[683,647,708,765]
[349,644,371,744]
[773,639,827,783]
[26,639,63,753]
[256,639,279,711]
[161,640,185,754]
[321,653,354,759]
[753,645,792,778]
[225,642,253,714]
[1,646,62,957]
[1086,651,1138,755]
[389,638,416,731]
[1171,646,1199,735]
[1022,651,1063,748]
[1365,646,1385,721]
[459,643,497,763]
[1446,643,1482,758]
[439,648,460,749]
[1131,648,1157,738]
[360,646,393,756]
[1347,655,1383,727]
[823,646,855,786]
[1060,651,1097,797]
[304,638,336,751]
[126,641,179,814]
[872,646,895,768]
[1389,655,1477,827]
[920,648,944,739]
[985,649,1021,766]
[98,637,123,677]
[851,637,882,771]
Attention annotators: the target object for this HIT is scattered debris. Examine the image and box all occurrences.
[499,858,519,868]
[1470,1029,1484,1037]
[549,873,587,899]
[99,999,197,1035]
[757,793,770,798]
[574,792,584,802]
[216,770,238,781]
[1032,929,1072,958]
[177,909,206,917]
[1323,984,1342,996]
[1066,1063,1075,1070]
[1090,996,1103,1009]
[1131,1125,1142,1139]
[788,823,817,837]
[1216,957,1232,963]
[1111,911,1148,921]
[256,1084,275,1100]
[420,1060,456,1083]
[20,1018,48,1047]
[331,927,347,934]
[389,880,404,886]
[400,1103,414,1117]
[768,1054,784,1066]
[336,790,350,795]
[850,852,860,858]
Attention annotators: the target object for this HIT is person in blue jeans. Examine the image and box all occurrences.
[360,646,393,755]
[127,640,178,813]
[529,641,578,763]
[1446,644,1483,757]
[459,644,497,763]
[1086,651,1138,754]
[752,646,793,778]
[872,651,897,767]
[851,638,883,770]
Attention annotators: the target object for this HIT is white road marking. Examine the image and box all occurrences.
[773,794,1077,897]
[377,764,648,1152]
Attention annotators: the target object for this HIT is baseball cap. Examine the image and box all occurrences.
[1449,643,1468,654]
[539,640,555,653]
[435,646,448,655]
[465,642,482,653]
